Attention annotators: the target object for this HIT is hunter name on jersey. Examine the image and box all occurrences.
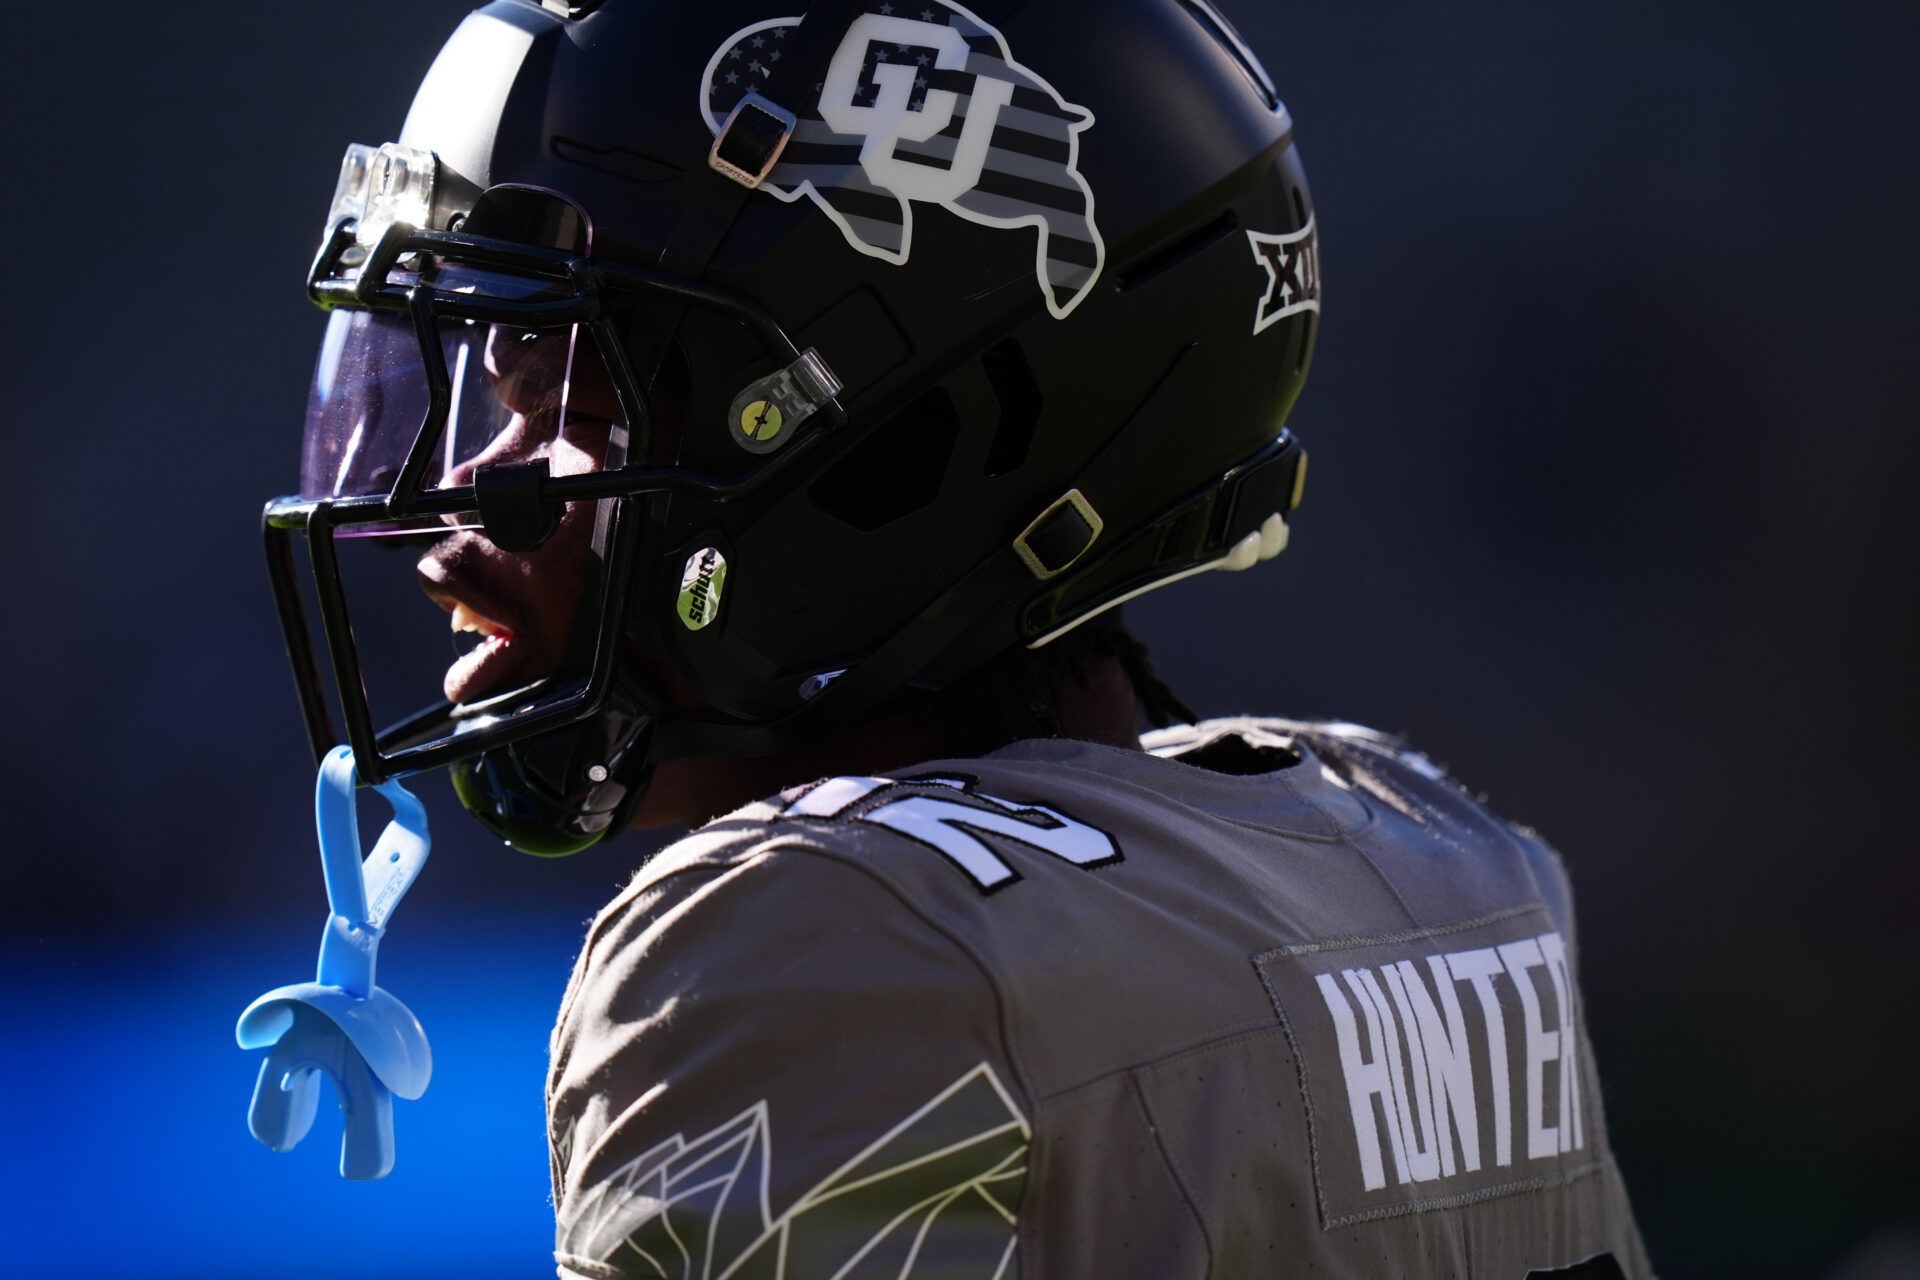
[1257,903,1600,1226]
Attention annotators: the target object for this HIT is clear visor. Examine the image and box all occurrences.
[299,266,606,525]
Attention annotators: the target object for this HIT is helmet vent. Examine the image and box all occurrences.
[981,340,1042,477]
[808,389,960,531]
[1114,209,1240,293]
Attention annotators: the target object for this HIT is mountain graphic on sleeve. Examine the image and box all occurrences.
[559,1062,1029,1279]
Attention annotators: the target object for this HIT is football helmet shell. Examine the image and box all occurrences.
[267,0,1317,852]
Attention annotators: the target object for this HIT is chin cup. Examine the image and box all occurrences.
[448,676,656,856]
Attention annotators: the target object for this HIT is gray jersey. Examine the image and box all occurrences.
[548,718,1648,1279]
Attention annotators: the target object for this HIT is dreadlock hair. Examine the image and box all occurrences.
[929,611,1197,756]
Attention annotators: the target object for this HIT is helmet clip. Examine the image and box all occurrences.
[728,348,844,454]
[710,92,798,190]
[1015,490,1105,580]
[474,458,559,552]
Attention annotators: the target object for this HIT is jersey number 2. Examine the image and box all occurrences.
[784,775,1121,892]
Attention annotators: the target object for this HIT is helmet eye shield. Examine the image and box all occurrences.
[299,299,592,519]
[266,153,849,789]
[304,178,609,525]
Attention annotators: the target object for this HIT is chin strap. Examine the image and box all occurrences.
[236,746,433,1179]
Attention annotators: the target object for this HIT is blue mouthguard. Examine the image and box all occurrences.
[236,746,432,1179]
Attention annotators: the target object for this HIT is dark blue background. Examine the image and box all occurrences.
[2,1,1914,1276]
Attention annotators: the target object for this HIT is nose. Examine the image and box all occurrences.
[443,414,550,491]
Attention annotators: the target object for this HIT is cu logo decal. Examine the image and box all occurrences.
[703,2,1106,319]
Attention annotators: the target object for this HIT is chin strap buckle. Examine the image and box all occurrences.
[710,92,798,189]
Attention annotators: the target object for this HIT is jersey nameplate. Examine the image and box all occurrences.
[1254,904,1601,1226]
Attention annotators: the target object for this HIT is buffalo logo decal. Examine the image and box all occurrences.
[702,2,1105,319]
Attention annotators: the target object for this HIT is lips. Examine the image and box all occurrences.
[418,532,556,705]
[409,406,610,709]
[442,603,522,706]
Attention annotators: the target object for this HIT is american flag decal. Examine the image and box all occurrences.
[701,2,1106,319]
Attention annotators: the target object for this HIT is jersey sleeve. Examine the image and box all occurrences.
[548,832,1030,1280]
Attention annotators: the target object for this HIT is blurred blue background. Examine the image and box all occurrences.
[2,1,1915,1276]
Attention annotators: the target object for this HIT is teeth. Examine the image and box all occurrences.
[449,602,508,637]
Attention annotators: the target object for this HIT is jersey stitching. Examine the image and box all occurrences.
[1260,901,1548,959]
[1291,731,1426,923]
[1128,1069,1216,1273]
[1033,1019,1283,1103]
[1319,1158,1607,1229]
[1296,726,1570,939]
[1331,828,1423,931]
[1149,795,1377,845]
[1130,1022,1289,1075]
[1252,951,1332,1228]
[1274,763,1370,839]
[1042,755,1373,842]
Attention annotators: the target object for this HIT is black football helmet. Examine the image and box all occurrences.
[266,0,1319,853]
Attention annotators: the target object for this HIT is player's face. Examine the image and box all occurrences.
[415,326,622,705]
